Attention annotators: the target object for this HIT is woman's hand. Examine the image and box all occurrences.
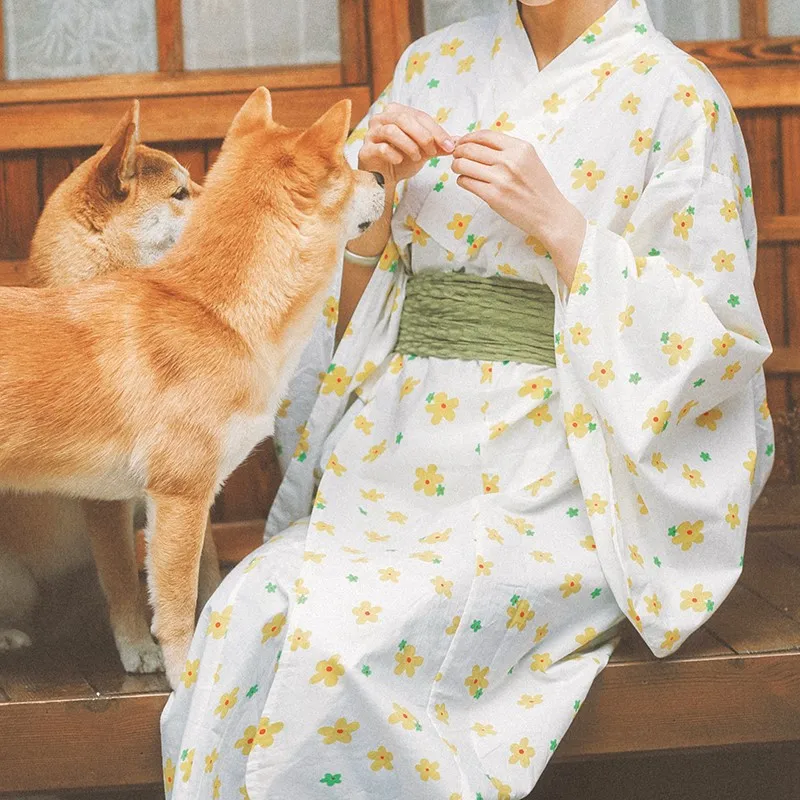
[358,104,456,184]
[452,130,586,287]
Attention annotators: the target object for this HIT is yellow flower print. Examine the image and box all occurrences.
[677,400,699,424]
[674,84,699,106]
[180,658,200,689]
[294,578,309,601]
[288,628,311,652]
[624,454,638,475]
[570,322,592,345]
[426,392,460,424]
[304,550,325,563]
[432,575,453,598]
[531,551,554,563]
[355,361,377,384]
[395,645,424,677]
[446,615,460,635]
[696,407,723,430]
[627,598,643,632]
[496,263,519,277]
[318,717,360,745]
[508,737,536,768]
[744,450,756,484]
[530,652,552,673]
[618,305,635,332]
[565,404,593,438]
[363,439,387,463]
[672,519,705,550]
[471,722,496,737]
[379,566,402,584]
[543,93,566,114]
[525,234,549,257]
[352,601,382,625]
[361,489,385,504]
[405,51,430,82]
[662,333,694,366]
[580,535,597,551]
[630,128,653,156]
[465,664,490,696]
[572,261,591,291]
[519,375,553,399]
[388,702,418,729]
[491,36,503,57]
[368,745,394,771]
[680,583,712,612]
[204,748,219,774]
[534,623,549,642]
[207,605,233,639]
[480,363,494,384]
[712,250,736,272]
[400,377,420,399]
[433,107,453,126]
[525,470,556,496]
[492,777,513,800]
[506,599,534,631]
[179,748,194,783]
[440,38,464,57]
[476,555,494,576]
[235,717,284,756]
[560,573,583,598]
[433,703,450,724]
[615,185,640,208]
[164,758,176,794]
[353,415,374,436]
[420,528,452,545]
[643,400,671,434]
[313,521,335,536]
[661,629,681,651]
[414,464,444,496]
[720,199,738,222]
[321,365,352,396]
[644,594,661,615]
[276,398,291,418]
[411,550,441,563]
[588,360,615,388]
[586,493,608,516]
[518,693,544,709]
[467,235,488,259]
[239,787,250,800]
[527,403,553,427]
[670,138,693,163]
[482,473,500,494]
[446,213,472,240]
[731,153,741,175]
[261,612,286,643]
[416,759,441,782]
[576,627,598,646]
[619,92,640,114]
[214,687,239,719]
[571,160,605,191]
[592,62,617,83]
[760,397,770,420]
[457,55,476,74]
[713,332,738,358]
[310,655,345,687]
[491,111,515,131]
[672,210,694,240]
[387,510,408,524]
[405,215,430,245]
[486,527,504,544]
[704,98,719,131]
[326,454,347,476]
[489,421,508,440]
[322,295,338,328]
[722,361,741,381]
[726,503,741,529]
[632,52,659,74]
[293,424,309,459]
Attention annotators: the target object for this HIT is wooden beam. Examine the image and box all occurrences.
[679,36,800,68]
[0,65,341,106]
[760,215,800,243]
[339,0,369,85]
[365,0,413,97]
[0,86,372,152]
[0,0,5,82]
[155,0,184,74]
[740,0,770,39]
[409,0,426,42]
[715,65,800,109]
[767,347,800,375]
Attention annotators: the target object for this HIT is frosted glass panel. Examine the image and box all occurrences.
[422,0,742,41]
[770,0,800,36]
[3,0,158,80]
[182,0,341,70]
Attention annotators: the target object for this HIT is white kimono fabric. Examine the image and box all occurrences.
[161,2,774,798]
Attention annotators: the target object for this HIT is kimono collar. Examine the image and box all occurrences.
[496,0,655,80]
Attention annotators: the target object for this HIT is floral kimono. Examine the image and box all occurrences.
[161,2,773,798]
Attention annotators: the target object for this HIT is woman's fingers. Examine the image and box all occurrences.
[456,129,508,151]
[371,123,424,161]
[451,157,495,183]
[374,106,455,156]
[451,142,501,166]
[456,175,496,204]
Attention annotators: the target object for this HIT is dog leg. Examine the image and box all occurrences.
[145,491,211,688]
[82,498,164,673]
[0,553,37,652]
[196,517,221,616]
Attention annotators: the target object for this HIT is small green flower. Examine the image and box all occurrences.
[583,33,596,44]
[668,526,677,538]
[728,294,740,308]
[574,158,585,168]
[629,372,642,385]
[395,432,404,444]
[297,452,307,463]
[693,378,706,388]
[525,529,534,537]
[358,507,367,516]
[588,422,597,432]
[265,582,277,593]
[470,619,482,632]
[653,556,662,567]
[660,331,670,344]
[398,639,407,651]
[652,140,661,152]
[326,362,336,374]
[428,156,440,167]
[415,722,423,732]
[346,574,359,583]
[744,185,753,198]
[361,664,372,677]
[550,739,558,752]
[467,121,478,132]
[427,78,440,88]
[687,206,695,216]
[466,233,476,245]
[634,23,648,34]
[297,595,308,605]
[436,484,446,496]
[622,266,629,279]
[591,588,602,599]
[706,599,715,612]
[510,594,520,606]
[578,284,589,296]
[473,688,484,700]
[648,248,661,257]
[766,443,774,456]
[246,684,260,698]
[700,452,711,462]
[573,699,581,711]
[433,182,445,192]
[426,392,435,403]
[320,773,342,787]
[567,507,579,518]
[181,749,189,761]
[475,444,481,454]
[543,388,553,400]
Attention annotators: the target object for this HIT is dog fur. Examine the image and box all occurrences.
[0,88,385,686]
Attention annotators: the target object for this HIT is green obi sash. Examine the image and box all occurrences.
[395,271,556,367]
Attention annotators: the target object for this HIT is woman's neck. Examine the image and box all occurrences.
[518,0,617,70]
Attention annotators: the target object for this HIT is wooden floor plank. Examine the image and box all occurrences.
[740,537,800,623]
[769,529,800,561]
[0,644,96,702]
[610,623,732,663]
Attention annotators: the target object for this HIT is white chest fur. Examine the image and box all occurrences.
[218,411,275,488]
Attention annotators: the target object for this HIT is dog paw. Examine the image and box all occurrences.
[0,628,33,652]
[116,636,165,674]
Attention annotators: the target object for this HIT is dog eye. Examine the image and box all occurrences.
[172,187,190,201]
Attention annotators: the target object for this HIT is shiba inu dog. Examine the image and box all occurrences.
[0,102,213,674]
[0,88,385,687]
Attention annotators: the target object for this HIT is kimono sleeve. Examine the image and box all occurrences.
[554,163,773,657]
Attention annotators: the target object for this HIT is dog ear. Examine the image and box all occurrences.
[97,100,140,198]
[225,87,274,142]
[299,99,352,153]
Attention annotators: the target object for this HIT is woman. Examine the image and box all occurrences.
[161,1,774,797]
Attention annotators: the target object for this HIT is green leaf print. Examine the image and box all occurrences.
[622,267,629,279]
[706,599,715,612]
[467,121,478,132]
[591,588,602,599]
[436,484,446,496]
[398,639,407,651]
[246,684,260,698]
[181,749,189,761]
[326,363,336,374]
[526,529,534,537]
[583,33,596,44]
[693,378,706,388]
[654,556,662,567]
[578,284,589,296]
[629,373,642,385]
[713,100,720,112]
[686,206,695,216]
[549,739,558,752]
[434,182,445,192]
[346,574,359,583]
[660,331,670,344]
[661,420,669,433]
[700,452,711,462]
[588,422,597,432]
[470,620,482,632]
[473,688,484,700]
[634,23,648,34]
[297,595,308,605]
[745,238,751,249]
[361,665,372,677]
[358,507,368,516]
[652,141,661,152]
[428,156,441,168]
[543,388,553,400]
[466,233,476,245]
[668,526,677,538]
[389,259,398,272]
[426,392,436,402]
[415,722,423,732]
[573,700,581,711]
[574,158,585,168]
[320,774,342,787]
[297,452,307,463]
[744,185,753,198]
[766,443,774,456]
[427,78,440,88]
[395,432,404,444]
[510,594,520,606]
[566,507,579,518]
[648,248,661,257]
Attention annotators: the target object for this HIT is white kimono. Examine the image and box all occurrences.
[161,2,773,798]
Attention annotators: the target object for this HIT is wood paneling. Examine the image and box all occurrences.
[366,0,412,96]
[0,86,373,152]
[683,36,800,67]
[740,1,772,39]
[340,0,369,85]
[716,65,800,108]
[155,0,184,74]
[0,154,39,259]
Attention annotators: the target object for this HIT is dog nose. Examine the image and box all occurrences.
[371,171,385,188]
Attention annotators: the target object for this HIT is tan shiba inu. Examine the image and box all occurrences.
[0,102,215,673]
[0,88,385,686]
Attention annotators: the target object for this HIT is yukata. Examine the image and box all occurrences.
[161,2,774,798]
